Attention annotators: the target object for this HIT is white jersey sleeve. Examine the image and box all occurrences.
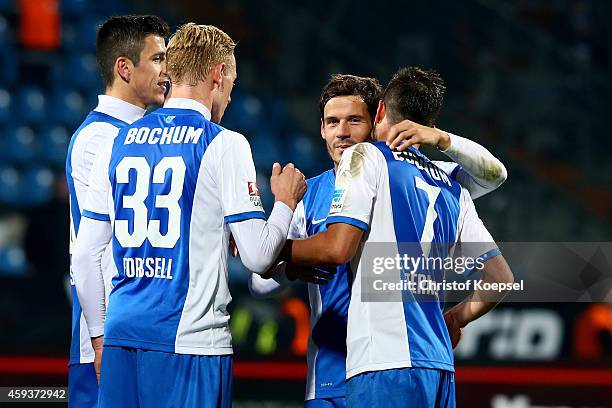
[326,143,383,231]
[217,130,265,222]
[433,160,497,200]
[247,201,306,297]
[70,123,118,193]
[68,122,119,251]
[82,137,114,222]
[229,202,294,274]
[455,187,500,261]
[431,161,459,179]
[73,217,113,337]
[433,132,508,199]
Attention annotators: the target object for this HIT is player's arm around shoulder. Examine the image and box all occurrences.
[439,132,507,196]
[384,119,507,198]
[436,131,507,198]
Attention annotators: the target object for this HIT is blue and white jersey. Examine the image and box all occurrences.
[66,96,144,365]
[289,169,350,400]
[292,160,468,400]
[81,98,264,355]
[327,142,499,379]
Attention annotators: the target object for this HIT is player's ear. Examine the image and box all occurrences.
[116,56,133,83]
[211,63,224,88]
[374,100,385,124]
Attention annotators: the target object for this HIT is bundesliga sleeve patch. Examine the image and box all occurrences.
[330,162,352,214]
[248,181,263,208]
[248,181,259,196]
[329,188,346,214]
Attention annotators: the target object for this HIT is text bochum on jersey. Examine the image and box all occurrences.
[123,123,204,146]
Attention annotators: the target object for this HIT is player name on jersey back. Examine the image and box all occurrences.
[124,125,203,145]
[123,257,173,280]
[392,150,451,186]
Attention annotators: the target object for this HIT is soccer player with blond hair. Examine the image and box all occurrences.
[73,23,306,407]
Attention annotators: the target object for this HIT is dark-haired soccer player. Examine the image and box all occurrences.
[250,69,507,408]
[66,15,169,407]
[279,67,514,407]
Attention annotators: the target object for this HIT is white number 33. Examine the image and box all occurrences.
[115,156,186,248]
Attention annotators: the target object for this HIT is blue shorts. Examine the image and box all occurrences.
[68,362,98,408]
[98,346,233,408]
[305,397,346,408]
[346,367,455,408]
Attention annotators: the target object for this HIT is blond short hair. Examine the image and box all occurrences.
[167,23,236,86]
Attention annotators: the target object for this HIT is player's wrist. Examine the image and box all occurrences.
[275,196,297,211]
[90,335,104,351]
[447,305,468,328]
[436,130,451,151]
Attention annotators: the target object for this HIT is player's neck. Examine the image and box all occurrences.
[167,85,213,114]
[104,86,146,110]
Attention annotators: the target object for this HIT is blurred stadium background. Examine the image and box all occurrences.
[0,0,610,406]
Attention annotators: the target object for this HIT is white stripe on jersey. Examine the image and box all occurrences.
[174,132,233,355]
[305,282,323,400]
[344,151,412,378]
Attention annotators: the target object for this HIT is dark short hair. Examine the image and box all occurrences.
[319,74,383,123]
[96,15,170,89]
[382,67,445,127]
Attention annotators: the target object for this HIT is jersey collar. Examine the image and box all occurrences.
[164,98,212,121]
[94,95,146,125]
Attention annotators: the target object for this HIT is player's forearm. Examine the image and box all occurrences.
[283,231,348,267]
[441,133,507,196]
[72,218,112,337]
[448,255,513,327]
[230,202,294,274]
[248,262,291,298]
[283,235,335,266]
